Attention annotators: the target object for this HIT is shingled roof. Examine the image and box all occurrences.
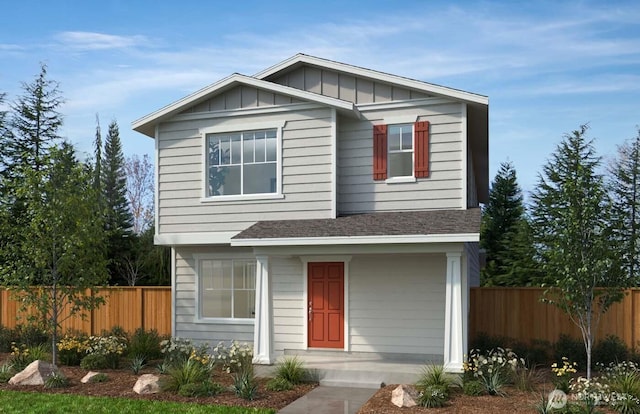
[232,209,480,240]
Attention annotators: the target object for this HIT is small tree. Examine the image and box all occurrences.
[0,143,108,365]
[125,153,154,234]
[530,125,628,378]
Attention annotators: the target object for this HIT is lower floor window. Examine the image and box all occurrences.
[200,259,256,319]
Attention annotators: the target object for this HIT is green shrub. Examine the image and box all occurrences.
[128,328,163,361]
[418,384,449,408]
[0,363,14,383]
[44,372,69,389]
[416,365,455,395]
[16,324,49,347]
[57,335,89,366]
[130,355,146,374]
[266,377,293,391]
[161,359,211,393]
[462,379,484,396]
[470,332,514,354]
[233,366,258,401]
[10,343,51,371]
[178,380,224,397]
[88,373,109,383]
[0,326,18,353]
[102,326,128,339]
[593,335,629,366]
[554,334,586,367]
[273,357,307,385]
[80,354,109,370]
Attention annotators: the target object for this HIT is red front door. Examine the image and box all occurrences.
[308,262,344,349]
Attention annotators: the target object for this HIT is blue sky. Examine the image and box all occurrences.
[1,0,639,194]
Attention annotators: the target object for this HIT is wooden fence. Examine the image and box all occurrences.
[0,287,171,336]
[470,287,640,348]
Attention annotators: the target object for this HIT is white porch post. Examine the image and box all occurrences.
[252,255,271,364]
[444,252,464,372]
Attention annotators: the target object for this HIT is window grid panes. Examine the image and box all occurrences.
[388,124,414,178]
[207,129,277,196]
[200,259,256,319]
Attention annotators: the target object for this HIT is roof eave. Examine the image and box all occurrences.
[231,233,480,247]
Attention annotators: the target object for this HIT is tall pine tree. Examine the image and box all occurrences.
[609,129,640,284]
[102,120,133,284]
[480,161,538,285]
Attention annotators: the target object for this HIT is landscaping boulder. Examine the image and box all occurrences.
[133,374,160,394]
[391,384,419,408]
[81,371,101,384]
[9,360,57,386]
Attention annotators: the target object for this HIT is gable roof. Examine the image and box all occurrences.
[255,54,489,106]
[132,73,360,138]
[231,209,481,246]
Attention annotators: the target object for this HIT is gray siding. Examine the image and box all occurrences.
[271,257,305,354]
[349,254,445,356]
[467,143,479,208]
[157,107,334,235]
[337,102,465,214]
[174,246,254,345]
[271,66,430,104]
[179,86,298,114]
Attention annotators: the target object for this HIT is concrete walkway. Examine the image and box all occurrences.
[277,386,377,414]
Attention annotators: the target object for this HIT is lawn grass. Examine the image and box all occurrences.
[0,390,276,414]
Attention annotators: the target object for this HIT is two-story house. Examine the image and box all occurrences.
[132,54,488,374]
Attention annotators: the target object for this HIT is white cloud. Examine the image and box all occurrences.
[54,31,150,51]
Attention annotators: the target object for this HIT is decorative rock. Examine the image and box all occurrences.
[391,384,420,408]
[9,360,57,386]
[81,371,102,384]
[133,374,160,394]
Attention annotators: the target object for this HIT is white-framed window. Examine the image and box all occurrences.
[206,129,278,197]
[387,124,413,178]
[198,258,256,319]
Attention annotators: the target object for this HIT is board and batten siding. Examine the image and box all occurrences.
[174,246,254,344]
[179,85,305,114]
[157,107,334,235]
[349,254,446,357]
[337,102,465,214]
[270,65,430,104]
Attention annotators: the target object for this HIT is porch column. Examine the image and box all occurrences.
[444,252,464,372]
[253,255,271,364]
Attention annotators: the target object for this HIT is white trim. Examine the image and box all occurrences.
[300,256,352,352]
[155,232,237,245]
[170,247,176,338]
[444,252,464,373]
[193,253,258,324]
[461,103,468,210]
[254,54,489,105]
[232,233,480,247]
[385,176,416,184]
[200,194,285,203]
[330,108,337,219]
[132,73,360,137]
[199,120,286,135]
[253,255,271,364]
[154,125,160,237]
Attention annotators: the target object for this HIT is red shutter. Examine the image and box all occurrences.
[373,124,388,180]
[414,121,430,178]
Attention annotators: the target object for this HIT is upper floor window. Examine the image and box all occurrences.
[207,129,277,197]
[387,124,413,178]
[373,121,430,181]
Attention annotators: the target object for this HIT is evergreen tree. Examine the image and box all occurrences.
[93,114,102,194]
[530,124,628,378]
[480,161,539,285]
[5,64,63,174]
[101,120,133,284]
[609,129,640,284]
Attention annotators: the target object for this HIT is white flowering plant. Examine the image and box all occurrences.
[160,337,195,367]
[463,347,524,396]
[598,361,640,413]
[213,341,253,374]
[569,376,611,408]
[84,335,127,369]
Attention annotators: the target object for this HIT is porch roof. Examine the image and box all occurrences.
[231,209,480,246]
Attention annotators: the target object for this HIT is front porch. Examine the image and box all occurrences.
[255,351,431,389]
